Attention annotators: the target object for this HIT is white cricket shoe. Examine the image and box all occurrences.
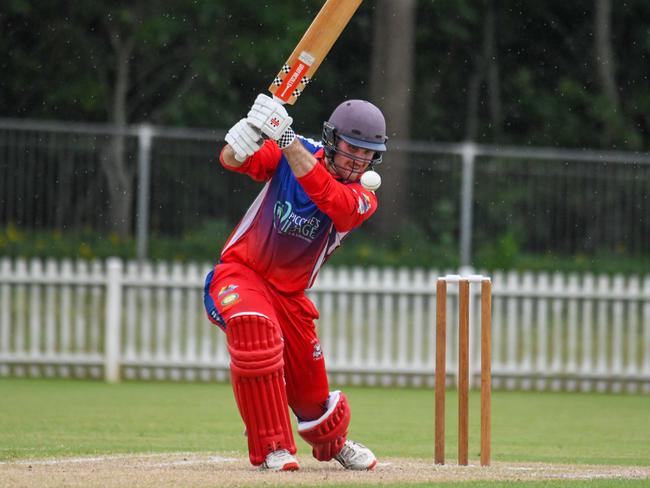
[259,449,300,471]
[334,440,377,470]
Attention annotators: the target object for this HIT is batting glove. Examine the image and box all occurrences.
[247,94,296,148]
[225,118,264,162]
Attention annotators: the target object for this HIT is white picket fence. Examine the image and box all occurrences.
[1,257,649,393]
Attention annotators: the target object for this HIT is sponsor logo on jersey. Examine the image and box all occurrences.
[220,293,240,308]
[218,284,238,298]
[273,200,322,242]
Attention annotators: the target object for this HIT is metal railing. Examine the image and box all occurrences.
[2,118,650,266]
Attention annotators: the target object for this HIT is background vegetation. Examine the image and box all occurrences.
[4,1,647,148]
[1,1,649,272]
[3,222,648,274]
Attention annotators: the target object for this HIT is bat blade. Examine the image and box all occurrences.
[268,0,363,105]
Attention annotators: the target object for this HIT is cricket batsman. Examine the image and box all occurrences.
[204,94,387,471]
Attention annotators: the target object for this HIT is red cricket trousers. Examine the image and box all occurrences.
[204,261,330,420]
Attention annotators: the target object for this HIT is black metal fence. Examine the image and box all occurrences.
[1,118,649,264]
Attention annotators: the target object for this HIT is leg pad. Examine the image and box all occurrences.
[298,391,350,461]
[227,314,296,466]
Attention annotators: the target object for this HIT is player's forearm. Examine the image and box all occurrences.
[282,138,317,177]
[221,144,246,168]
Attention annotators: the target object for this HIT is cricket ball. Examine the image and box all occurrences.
[360,170,381,191]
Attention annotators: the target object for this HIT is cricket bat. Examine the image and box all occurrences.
[268,0,363,105]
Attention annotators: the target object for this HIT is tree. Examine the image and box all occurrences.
[592,0,640,147]
[2,2,225,237]
[369,0,416,235]
[465,0,502,141]
[594,0,618,109]
[1,1,327,237]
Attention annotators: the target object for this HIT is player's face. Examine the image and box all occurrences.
[329,140,374,181]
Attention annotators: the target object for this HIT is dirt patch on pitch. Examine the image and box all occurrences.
[1,453,649,487]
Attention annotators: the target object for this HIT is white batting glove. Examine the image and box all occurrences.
[246,94,295,147]
[225,118,263,162]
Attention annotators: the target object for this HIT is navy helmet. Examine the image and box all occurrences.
[322,100,388,170]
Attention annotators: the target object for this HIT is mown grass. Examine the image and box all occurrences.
[1,379,649,487]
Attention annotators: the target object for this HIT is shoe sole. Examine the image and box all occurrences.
[260,461,300,471]
[337,458,378,471]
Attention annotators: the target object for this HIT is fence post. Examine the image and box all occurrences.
[105,257,123,383]
[459,142,477,268]
[136,124,153,261]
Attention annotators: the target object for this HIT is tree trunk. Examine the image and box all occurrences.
[594,0,619,107]
[465,0,502,142]
[102,26,134,239]
[465,71,482,142]
[485,0,502,139]
[594,0,621,145]
[369,0,416,236]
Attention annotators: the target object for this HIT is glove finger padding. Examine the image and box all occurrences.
[225,118,263,161]
[247,94,293,141]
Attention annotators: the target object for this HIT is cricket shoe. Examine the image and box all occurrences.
[334,440,377,470]
[259,449,300,471]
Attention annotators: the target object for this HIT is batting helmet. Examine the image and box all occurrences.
[322,100,388,168]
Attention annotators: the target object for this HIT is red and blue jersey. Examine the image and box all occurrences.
[218,136,378,293]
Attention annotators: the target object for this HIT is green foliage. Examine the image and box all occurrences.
[0,221,230,263]
[327,221,458,268]
[0,223,135,260]
[474,231,520,270]
[148,219,232,262]
[2,1,649,148]
[2,223,649,274]
[2,1,650,272]
[493,250,650,275]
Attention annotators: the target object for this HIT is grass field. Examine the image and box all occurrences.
[2,378,650,487]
